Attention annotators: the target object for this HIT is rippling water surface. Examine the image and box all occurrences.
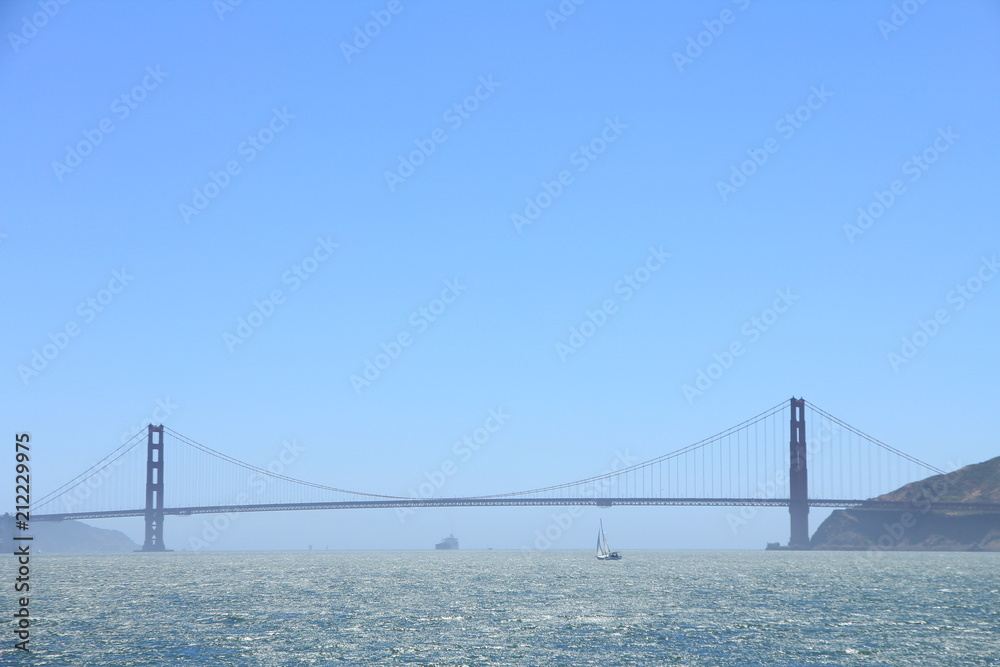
[7,550,999,665]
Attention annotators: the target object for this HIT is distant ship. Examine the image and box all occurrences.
[435,535,459,550]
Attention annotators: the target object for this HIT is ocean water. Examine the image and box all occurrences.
[4,550,998,666]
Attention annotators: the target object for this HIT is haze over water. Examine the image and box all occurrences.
[11,550,999,665]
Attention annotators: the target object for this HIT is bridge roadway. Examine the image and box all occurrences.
[34,498,1000,522]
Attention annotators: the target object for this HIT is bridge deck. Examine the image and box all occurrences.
[34,498,1000,522]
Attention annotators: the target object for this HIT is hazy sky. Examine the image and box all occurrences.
[4,0,998,551]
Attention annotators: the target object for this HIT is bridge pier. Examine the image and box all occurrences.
[788,397,809,548]
[140,424,168,552]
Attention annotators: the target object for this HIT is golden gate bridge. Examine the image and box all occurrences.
[26,398,1000,550]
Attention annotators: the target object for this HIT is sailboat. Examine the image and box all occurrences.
[596,520,622,560]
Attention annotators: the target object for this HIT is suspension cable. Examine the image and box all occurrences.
[34,427,148,510]
[162,427,411,500]
[39,399,959,511]
[804,401,945,475]
[465,400,789,499]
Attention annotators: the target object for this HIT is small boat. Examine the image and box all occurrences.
[596,520,621,560]
[435,535,459,550]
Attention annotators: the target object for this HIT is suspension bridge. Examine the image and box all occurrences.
[24,398,1000,550]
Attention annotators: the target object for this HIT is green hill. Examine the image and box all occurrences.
[877,455,1000,504]
[810,456,1000,551]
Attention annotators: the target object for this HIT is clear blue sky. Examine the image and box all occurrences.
[3,0,998,550]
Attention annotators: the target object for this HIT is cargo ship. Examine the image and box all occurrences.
[435,535,459,550]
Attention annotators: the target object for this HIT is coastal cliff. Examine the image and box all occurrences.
[810,456,1000,551]
[1,515,138,553]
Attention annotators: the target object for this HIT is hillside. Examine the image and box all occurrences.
[34,520,139,553]
[810,456,1000,551]
[1,516,138,553]
[877,455,1000,504]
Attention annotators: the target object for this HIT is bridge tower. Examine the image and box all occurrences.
[141,424,168,552]
[788,397,809,548]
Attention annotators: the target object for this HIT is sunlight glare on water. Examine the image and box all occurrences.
[7,550,999,665]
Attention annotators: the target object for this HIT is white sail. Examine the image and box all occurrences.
[596,520,621,560]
